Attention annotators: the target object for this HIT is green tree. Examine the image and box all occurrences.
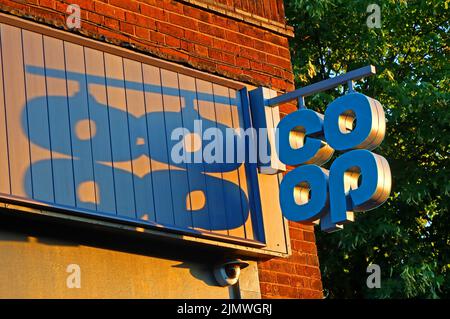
[285,0,449,298]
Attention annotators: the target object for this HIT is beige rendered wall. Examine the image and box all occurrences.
[0,225,261,299]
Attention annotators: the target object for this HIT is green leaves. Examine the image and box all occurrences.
[286,0,450,298]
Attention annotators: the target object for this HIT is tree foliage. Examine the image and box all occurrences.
[285,0,449,298]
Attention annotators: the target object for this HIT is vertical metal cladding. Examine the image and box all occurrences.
[0,23,260,242]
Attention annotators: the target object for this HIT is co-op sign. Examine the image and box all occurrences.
[171,65,391,233]
[250,65,391,232]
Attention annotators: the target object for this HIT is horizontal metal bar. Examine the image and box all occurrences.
[267,65,376,106]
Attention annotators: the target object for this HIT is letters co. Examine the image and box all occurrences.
[250,66,392,232]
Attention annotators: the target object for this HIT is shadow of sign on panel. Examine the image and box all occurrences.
[21,65,251,236]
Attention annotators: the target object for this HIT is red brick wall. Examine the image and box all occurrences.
[259,222,323,299]
[0,0,323,299]
[192,0,286,24]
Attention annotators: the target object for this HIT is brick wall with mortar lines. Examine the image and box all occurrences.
[194,0,287,24]
[0,0,323,299]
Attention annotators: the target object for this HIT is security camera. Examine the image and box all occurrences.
[213,259,249,287]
